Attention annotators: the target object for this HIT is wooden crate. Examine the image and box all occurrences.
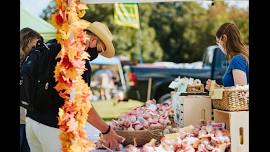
[214,109,249,152]
[171,92,212,127]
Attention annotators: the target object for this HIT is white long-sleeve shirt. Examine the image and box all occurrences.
[20,106,26,124]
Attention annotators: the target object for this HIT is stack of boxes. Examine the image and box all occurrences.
[171,93,249,152]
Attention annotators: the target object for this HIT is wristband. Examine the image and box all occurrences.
[102,125,111,135]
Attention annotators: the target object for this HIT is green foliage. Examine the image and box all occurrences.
[40,1,56,22]
[40,2,248,63]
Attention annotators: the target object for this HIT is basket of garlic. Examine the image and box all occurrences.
[115,127,164,147]
[212,85,249,111]
[111,99,174,146]
[125,121,231,152]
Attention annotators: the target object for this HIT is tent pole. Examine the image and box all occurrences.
[137,3,143,64]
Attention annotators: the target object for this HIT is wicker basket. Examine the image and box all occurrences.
[187,84,204,93]
[212,88,249,111]
[115,127,164,146]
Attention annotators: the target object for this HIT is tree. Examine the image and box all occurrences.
[149,2,209,63]
[149,2,248,63]
[40,2,249,63]
[40,1,56,22]
[82,4,163,63]
[228,6,249,44]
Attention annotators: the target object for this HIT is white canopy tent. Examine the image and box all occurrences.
[20,7,56,41]
[90,55,127,91]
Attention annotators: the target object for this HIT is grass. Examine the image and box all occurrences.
[91,99,144,123]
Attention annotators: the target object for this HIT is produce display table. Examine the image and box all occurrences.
[87,96,249,152]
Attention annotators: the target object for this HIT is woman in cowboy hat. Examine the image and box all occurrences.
[25,20,124,152]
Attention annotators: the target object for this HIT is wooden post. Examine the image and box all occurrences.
[147,77,152,101]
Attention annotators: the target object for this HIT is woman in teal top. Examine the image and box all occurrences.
[206,23,249,89]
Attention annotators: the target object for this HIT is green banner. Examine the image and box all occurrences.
[114,3,140,29]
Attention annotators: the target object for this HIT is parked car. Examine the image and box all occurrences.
[123,45,228,103]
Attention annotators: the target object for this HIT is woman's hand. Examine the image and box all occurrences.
[101,129,124,151]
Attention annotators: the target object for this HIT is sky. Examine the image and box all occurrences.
[199,0,249,9]
[21,0,52,17]
[21,0,249,17]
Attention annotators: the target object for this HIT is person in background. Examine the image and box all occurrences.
[206,22,249,90]
[20,27,43,152]
[100,72,112,100]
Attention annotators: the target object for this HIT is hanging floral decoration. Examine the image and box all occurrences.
[51,0,94,151]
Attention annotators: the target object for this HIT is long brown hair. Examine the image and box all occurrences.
[216,23,249,63]
[20,28,42,63]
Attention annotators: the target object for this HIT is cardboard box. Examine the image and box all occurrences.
[171,92,212,127]
[214,109,249,152]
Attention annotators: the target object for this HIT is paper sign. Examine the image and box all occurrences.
[177,82,188,93]
[211,88,223,99]
[209,80,216,97]
[211,122,225,129]
[169,81,177,89]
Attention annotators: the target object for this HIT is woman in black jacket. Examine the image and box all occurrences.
[20,27,42,152]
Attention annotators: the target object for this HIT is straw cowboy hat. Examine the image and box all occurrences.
[71,20,115,58]
[85,21,115,58]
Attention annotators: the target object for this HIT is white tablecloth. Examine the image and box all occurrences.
[85,123,100,143]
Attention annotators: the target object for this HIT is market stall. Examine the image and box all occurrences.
[20,7,56,41]
[48,0,249,151]
[90,76,249,152]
